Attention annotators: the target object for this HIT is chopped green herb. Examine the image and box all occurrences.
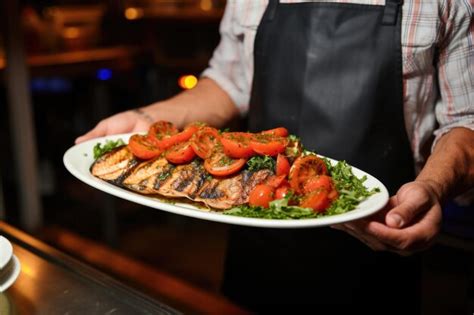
[158,171,171,181]
[246,155,276,172]
[93,139,125,160]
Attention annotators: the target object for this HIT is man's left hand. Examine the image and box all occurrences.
[332,180,443,256]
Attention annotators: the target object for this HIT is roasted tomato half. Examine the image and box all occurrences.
[147,121,179,149]
[220,132,255,159]
[149,121,200,150]
[191,126,221,159]
[250,134,288,157]
[165,141,196,164]
[289,155,328,194]
[204,151,247,177]
[261,127,289,137]
[128,134,162,160]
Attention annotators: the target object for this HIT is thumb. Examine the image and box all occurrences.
[385,183,431,228]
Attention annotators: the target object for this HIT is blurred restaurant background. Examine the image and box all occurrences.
[0,0,473,314]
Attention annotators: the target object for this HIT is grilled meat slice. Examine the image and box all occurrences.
[195,169,272,209]
[122,157,175,194]
[90,146,139,185]
[157,160,208,199]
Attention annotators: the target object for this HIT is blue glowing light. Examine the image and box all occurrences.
[97,68,113,81]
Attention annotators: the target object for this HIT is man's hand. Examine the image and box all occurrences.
[333,180,442,256]
[74,77,239,144]
[75,108,155,144]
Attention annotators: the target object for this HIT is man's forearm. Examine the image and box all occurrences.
[416,127,474,202]
[141,77,240,129]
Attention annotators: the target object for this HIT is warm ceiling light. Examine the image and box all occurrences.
[200,0,213,11]
[62,27,80,39]
[125,7,143,20]
[178,75,198,90]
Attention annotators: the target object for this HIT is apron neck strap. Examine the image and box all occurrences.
[382,0,403,25]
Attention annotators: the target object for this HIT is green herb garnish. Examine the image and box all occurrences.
[246,155,276,172]
[224,194,316,219]
[93,139,125,160]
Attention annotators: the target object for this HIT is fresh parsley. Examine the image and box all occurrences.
[246,155,276,172]
[93,139,125,160]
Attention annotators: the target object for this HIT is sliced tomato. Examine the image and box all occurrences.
[204,152,246,177]
[275,184,291,200]
[149,121,199,150]
[147,121,179,148]
[165,141,196,164]
[289,155,328,194]
[265,175,287,188]
[300,190,331,213]
[276,154,291,177]
[303,175,334,194]
[250,134,288,157]
[249,184,275,208]
[128,134,162,160]
[261,127,289,137]
[220,132,255,159]
[191,127,220,159]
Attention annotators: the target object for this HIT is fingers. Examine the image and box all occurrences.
[366,203,441,253]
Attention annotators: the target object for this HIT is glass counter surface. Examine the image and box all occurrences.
[0,222,181,315]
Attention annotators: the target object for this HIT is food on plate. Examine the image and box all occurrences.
[90,121,379,219]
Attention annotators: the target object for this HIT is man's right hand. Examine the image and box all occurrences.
[75,108,154,144]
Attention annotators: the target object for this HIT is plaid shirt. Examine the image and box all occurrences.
[202,0,474,169]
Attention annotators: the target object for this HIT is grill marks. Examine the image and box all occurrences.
[91,150,272,210]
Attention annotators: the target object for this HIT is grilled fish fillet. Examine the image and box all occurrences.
[91,148,273,210]
[90,146,139,185]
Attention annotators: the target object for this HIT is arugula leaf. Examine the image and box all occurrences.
[246,155,276,172]
[93,139,125,160]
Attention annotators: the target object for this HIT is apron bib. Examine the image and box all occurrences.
[223,1,420,314]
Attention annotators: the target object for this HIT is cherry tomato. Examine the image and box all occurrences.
[250,134,288,156]
[147,121,179,149]
[303,175,333,194]
[249,184,275,208]
[261,127,289,137]
[128,134,162,160]
[165,141,196,164]
[191,127,220,159]
[299,190,331,213]
[204,152,246,177]
[220,132,255,159]
[289,155,328,194]
[275,184,291,200]
[276,154,291,177]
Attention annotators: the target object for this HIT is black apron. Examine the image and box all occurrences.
[222,1,421,314]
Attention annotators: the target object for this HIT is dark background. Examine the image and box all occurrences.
[0,1,473,314]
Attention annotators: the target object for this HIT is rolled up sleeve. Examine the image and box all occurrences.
[433,1,474,147]
[201,2,251,116]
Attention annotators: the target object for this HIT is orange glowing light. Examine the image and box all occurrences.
[62,27,80,39]
[125,7,143,20]
[200,0,213,11]
[178,75,198,90]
